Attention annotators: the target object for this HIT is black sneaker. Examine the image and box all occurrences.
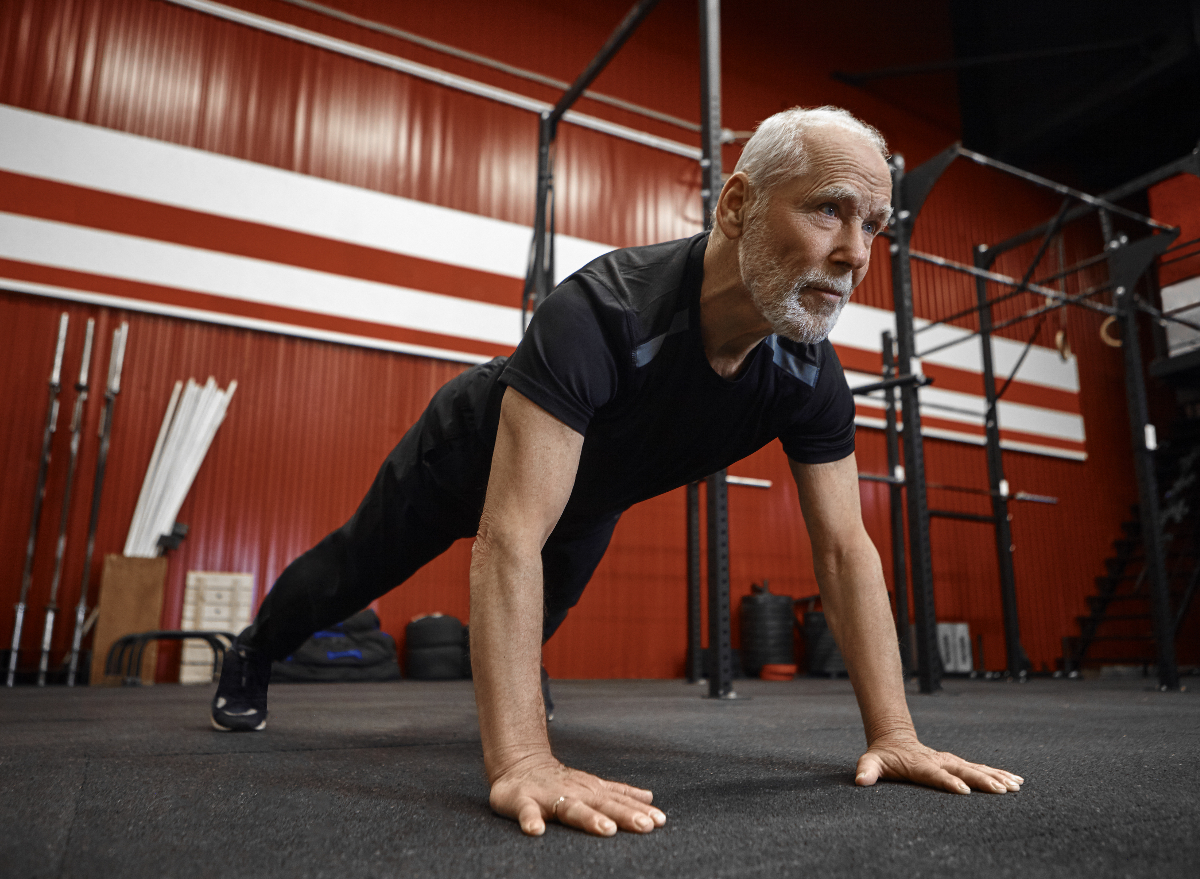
[211,638,271,731]
[541,665,554,723]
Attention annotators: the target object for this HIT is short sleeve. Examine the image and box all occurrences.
[500,280,622,435]
[778,344,856,464]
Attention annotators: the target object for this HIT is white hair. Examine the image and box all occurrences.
[733,106,889,201]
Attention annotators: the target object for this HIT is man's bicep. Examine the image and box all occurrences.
[788,453,866,552]
[479,386,584,551]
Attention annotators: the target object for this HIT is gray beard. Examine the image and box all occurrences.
[739,228,853,344]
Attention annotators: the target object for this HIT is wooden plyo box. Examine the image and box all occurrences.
[179,572,254,684]
[90,554,168,686]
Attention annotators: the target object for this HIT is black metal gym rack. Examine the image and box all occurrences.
[880,142,1200,692]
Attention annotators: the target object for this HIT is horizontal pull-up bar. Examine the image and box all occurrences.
[987,144,1200,257]
[987,283,1114,334]
[929,509,996,524]
[850,373,932,395]
[1134,293,1200,336]
[726,476,772,489]
[956,147,1172,232]
[929,482,1058,504]
[859,472,905,485]
[1014,491,1058,504]
[862,474,1059,505]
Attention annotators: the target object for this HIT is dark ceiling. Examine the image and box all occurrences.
[830,0,1200,194]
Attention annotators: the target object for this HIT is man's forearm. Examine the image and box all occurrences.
[815,539,917,744]
[469,528,553,783]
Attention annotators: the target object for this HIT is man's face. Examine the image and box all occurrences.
[738,126,892,344]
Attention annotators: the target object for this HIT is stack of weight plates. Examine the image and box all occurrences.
[404,613,469,680]
[739,584,796,677]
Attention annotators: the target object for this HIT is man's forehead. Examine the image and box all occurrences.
[785,128,891,205]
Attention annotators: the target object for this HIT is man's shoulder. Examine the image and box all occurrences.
[577,234,700,280]
[563,233,706,347]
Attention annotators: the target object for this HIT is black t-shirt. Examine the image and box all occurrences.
[499,233,855,526]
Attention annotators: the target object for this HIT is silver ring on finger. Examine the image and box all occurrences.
[552,795,566,817]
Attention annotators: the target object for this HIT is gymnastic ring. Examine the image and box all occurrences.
[1055,328,1072,361]
[1099,316,1122,348]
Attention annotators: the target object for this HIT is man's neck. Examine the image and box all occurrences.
[699,232,773,380]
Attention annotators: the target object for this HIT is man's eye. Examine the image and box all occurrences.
[820,204,837,216]
[863,221,877,234]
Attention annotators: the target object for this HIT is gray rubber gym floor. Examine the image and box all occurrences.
[2,676,1197,879]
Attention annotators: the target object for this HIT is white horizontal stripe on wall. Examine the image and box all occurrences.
[915,319,1080,393]
[831,301,1080,394]
[845,369,1085,444]
[0,212,525,347]
[851,412,1086,461]
[0,105,614,285]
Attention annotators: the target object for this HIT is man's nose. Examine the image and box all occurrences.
[832,224,871,272]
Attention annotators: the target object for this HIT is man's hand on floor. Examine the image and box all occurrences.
[855,735,1024,795]
[489,754,667,837]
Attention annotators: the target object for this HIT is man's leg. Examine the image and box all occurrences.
[243,468,468,660]
[537,515,620,720]
[540,515,620,643]
[212,433,478,731]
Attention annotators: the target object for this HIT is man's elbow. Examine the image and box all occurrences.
[471,513,538,576]
[812,526,878,570]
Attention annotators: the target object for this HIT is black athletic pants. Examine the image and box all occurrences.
[242,404,619,661]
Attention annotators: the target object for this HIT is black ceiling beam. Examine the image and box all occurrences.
[989,30,1195,169]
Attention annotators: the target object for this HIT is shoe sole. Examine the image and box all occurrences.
[210,716,266,732]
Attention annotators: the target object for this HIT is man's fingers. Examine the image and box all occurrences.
[557,798,617,837]
[547,789,664,835]
[516,799,546,836]
[937,768,973,795]
[576,790,664,834]
[927,756,1022,794]
[598,798,664,833]
[953,762,1022,793]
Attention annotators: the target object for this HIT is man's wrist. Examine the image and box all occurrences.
[486,747,558,786]
[863,715,919,747]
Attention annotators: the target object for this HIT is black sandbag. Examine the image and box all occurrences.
[271,609,401,683]
[336,608,387,634]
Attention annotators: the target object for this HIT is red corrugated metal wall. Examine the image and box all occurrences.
[1150,173,1200,287]
[1,0,1145,681]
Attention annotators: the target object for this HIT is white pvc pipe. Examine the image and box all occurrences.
[124,380,183,555]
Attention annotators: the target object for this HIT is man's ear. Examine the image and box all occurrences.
[714,172,751,241]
